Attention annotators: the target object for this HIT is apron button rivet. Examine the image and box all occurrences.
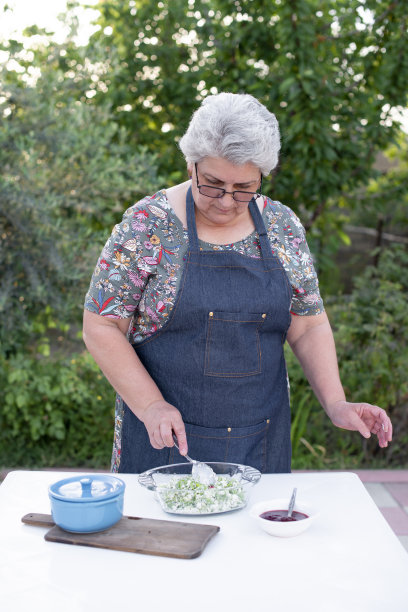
[209,311,214,317]
[262,313,266,318]
[266,419,270,424]
[227,427,232,432]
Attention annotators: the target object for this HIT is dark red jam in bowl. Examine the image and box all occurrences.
[260,509,309,522]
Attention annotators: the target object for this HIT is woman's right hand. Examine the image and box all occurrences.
[140,399,188,455]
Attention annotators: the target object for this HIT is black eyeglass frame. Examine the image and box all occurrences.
[194,162,263,202]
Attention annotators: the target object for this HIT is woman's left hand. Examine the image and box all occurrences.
[325,400,392,448]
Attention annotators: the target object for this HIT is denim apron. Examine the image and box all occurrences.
[119,187,293,474]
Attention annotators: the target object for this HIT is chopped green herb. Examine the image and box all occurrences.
[157,475,246,514]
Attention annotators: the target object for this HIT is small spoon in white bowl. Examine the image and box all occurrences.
[172,434,216,485]
[287,487,297,518]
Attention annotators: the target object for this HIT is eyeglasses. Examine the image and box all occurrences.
[195,163,262,203]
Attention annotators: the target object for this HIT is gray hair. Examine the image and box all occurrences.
[178,92,280,176]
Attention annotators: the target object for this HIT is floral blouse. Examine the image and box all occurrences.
[84,189,324,471]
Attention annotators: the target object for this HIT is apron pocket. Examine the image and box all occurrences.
[204,311,265,377]
[176,420,270,472]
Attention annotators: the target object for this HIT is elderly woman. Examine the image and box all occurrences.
[83,92,392,473]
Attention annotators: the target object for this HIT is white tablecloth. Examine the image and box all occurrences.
[1,470,407,611]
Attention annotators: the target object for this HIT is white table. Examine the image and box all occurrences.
[1,470,407,612]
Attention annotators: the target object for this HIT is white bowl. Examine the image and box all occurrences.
[249,497,319,537]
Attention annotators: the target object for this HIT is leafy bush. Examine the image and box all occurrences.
[0,37,159,355]
[0,350,114,468]
[91,0,408,237]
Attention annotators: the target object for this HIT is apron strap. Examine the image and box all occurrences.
[186,186,200,252]
[249,198,274,261]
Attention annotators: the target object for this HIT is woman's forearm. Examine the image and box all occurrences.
[287,312,392,447]
[82,310,164,419]
[287,312,346,413]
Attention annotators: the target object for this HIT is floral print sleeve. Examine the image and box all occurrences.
[264,200,324,316]
[84,190,186,331]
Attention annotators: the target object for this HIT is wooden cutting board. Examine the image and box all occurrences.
[22,513,220,559]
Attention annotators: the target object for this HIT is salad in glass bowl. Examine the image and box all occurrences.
[138,462,261,515]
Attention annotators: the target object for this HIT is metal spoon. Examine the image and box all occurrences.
[287,487,297,518]
[172,434,216,485]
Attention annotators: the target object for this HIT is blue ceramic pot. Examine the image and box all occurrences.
[48,475,125,533]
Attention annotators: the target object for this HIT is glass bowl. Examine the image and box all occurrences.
[138,462,261,515]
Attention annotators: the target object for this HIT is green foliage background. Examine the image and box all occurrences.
[0,0,407,469]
